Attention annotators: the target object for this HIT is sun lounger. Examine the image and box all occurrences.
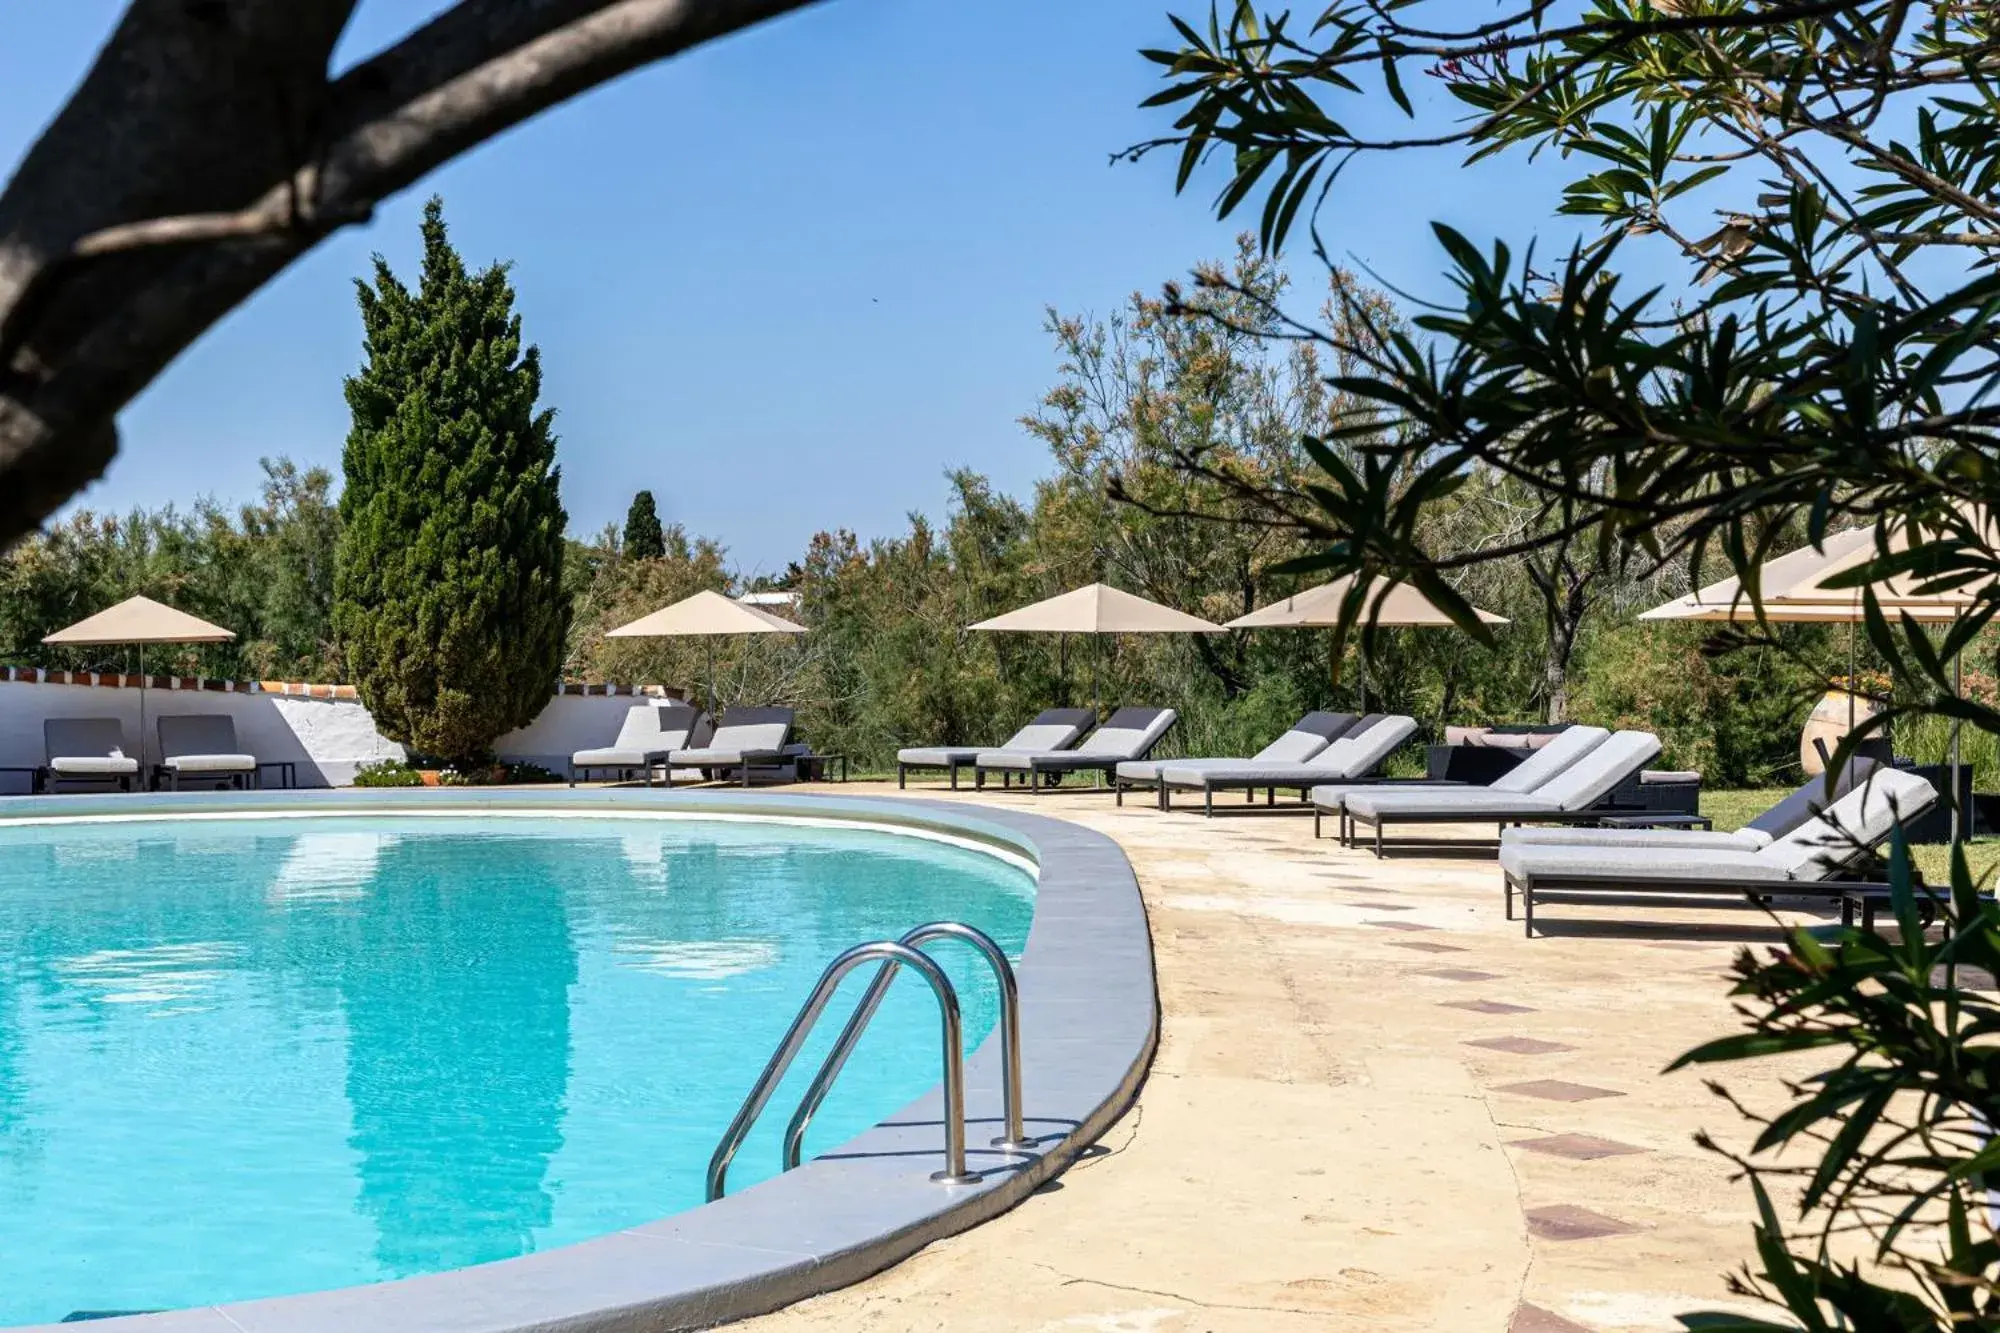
[1311,726,1611,837]
[569,702,704,786]
[38,718,140,793]
[1113,711,1359,808]
[1499,767,1939,935]
[154,714,258,791]
[1342,729,1663,856]
[973,707,1178,791]
[1496,758,1877,853]
[1153,714,1420,815]
[896,708,1097,789]
[665,707,795,787]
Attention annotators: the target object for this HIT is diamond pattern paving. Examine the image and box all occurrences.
[1511,1133,1648,1160]
[1443,999,1536,1014]
[1366,920,1439,931]
[1511,1302,1595,1332]
[1386,940,1467,954]
[1525,1204,1639,1241]
[1464,1036,1574,1054]
[1420,968,1501,982]
[1497,1079,1624,1102]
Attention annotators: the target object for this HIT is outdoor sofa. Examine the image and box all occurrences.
[569,702,705,787]
[1112,710,1358,809]
[896,708,1097,789]
[1149,713,1420,816]
[664,707,796,788]
[1498,766,1940,936]
[973,707,1178,791]
[1311,725,1611,838]
[37,718,141,793]
[1339,729,1663,856]
[153,714,258,790]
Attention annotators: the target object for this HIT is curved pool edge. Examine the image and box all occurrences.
[1,789,1159,1333]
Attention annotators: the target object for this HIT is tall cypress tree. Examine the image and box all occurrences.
[334,197,569,766]
[623,490,665,560]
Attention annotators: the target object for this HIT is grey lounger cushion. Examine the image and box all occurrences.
[1345,729,1658,820]
[157,714,256,774]
[1117,711,1356,784]
[1487,726,1609,794]
[573,703,702,768]
[977,708,1176,771]
[899,708,1096,768]
[1348,788,1563,819]
[1501,768,1938,887]
[672,706,795,764]
[43,718,139,776]
[1157,714,1415,789]
[1761,767,1938,880]
[1499,842,1792,885]
[1530,730,1663,810]
[1500,825,1769,852]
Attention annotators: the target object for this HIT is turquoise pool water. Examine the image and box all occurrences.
[0,813,1035,1327]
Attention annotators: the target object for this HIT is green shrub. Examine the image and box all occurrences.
[352,759,424,788]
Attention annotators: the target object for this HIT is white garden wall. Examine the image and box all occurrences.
[0,675,686,792]
[0,676,402,793]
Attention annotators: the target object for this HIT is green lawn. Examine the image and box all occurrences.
[1701,787,2000,886]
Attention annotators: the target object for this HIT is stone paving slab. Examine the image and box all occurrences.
[735,781,1831,1332]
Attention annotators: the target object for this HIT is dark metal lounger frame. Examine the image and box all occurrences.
[567,753,671,787]
[1502,862,1958,938]
[896,756,979,790]
[1333,803,1654,856]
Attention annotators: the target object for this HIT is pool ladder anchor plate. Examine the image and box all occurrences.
[705,920,1028,1201]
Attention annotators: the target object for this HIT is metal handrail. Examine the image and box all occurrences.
[783,922,1030,1172]
[705,940,980,1202]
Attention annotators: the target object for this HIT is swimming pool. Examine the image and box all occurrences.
[0,812,1035,1327]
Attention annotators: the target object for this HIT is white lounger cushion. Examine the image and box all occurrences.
[48,755,140,776]
[43,719,139,776]
[160,752,257,774]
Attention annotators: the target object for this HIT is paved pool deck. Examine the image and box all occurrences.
[738,782,1824,1333]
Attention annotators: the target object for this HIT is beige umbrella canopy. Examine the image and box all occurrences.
[43,595,236,646]
[1227,574,1509,630]
[968,583,1224,634]
[605,590,806,714]
[969,583,1223,710]
[43,595,237,767]
[1227,575,1508,711]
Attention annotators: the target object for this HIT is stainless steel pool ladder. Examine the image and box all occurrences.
[705,921,1028,1201]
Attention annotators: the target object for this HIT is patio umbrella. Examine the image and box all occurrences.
[1638,530,1973,838]
[605,589,806,716]
[42,595,236,768]
[968,583,1224,711]
[1226,575,1509,711]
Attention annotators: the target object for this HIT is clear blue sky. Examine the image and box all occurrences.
[1,1,1578,577]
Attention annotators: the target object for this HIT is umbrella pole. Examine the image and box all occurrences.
[1059,634,1068,707]
[138,643,148,781]
[706,638,716,718]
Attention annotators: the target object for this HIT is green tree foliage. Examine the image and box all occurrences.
[333,197,570,766]
[0,457,341,680]
[623,490,665,560]
[1133,3,2000,1323]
